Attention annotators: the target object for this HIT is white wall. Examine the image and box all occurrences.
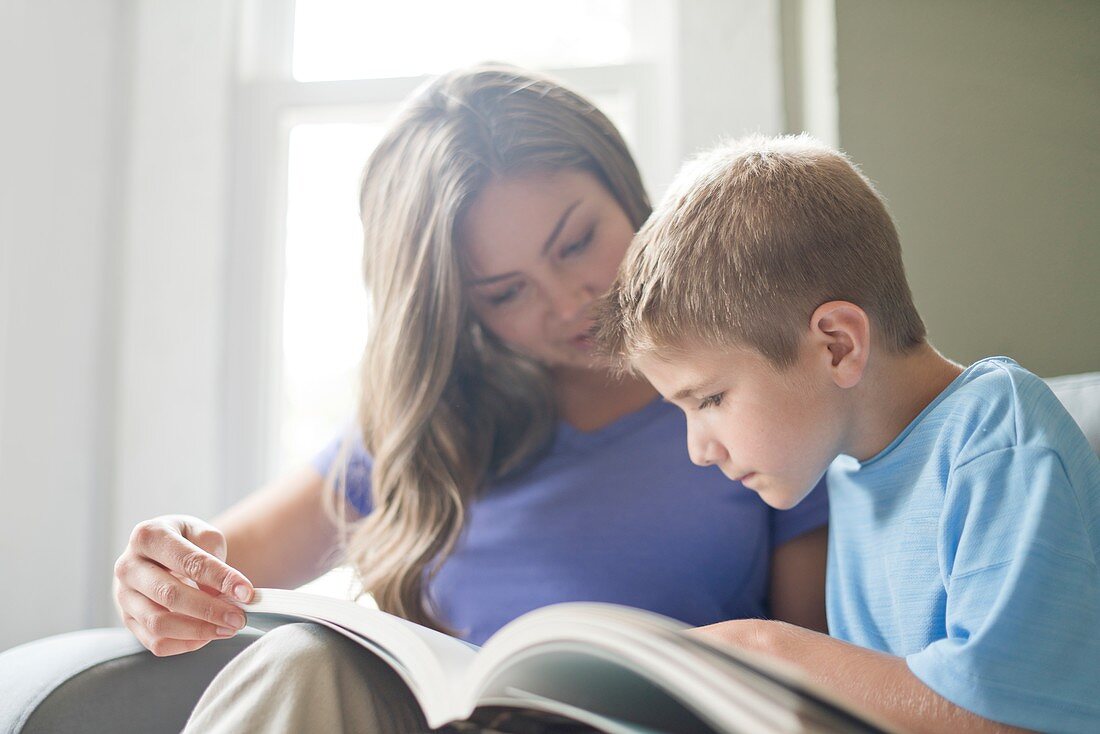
[0,0,124,650]
[111,1,236,567]
[0,1,238,649]
[678,0,785,155]
[635,0,785,195]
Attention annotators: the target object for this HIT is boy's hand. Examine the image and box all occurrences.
[688,620,1032,734]
[113,515,254,656]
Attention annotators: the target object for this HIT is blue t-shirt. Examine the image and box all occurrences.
[827,357,1100,733]
[315,397,828,645]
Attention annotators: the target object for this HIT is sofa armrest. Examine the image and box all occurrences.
[0,627,259,734]
[1047,371,1100,455]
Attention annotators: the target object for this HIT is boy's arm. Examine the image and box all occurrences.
[692,620,1035,734]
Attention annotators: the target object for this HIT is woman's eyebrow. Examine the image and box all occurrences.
[469,271,518,286]
[540,199,582,255]
[468,199,583,286]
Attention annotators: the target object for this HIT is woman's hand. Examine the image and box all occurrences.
[113,515,254,656]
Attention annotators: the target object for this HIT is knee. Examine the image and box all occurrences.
[245,622,350,674]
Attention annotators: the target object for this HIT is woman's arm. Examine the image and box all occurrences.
[692,621,1033,734]
[213,463,353,589]
[767,526,829,633]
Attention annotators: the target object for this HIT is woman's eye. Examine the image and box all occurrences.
[560,228,595,258]
[698,392,724,410]
[488,283,523,306]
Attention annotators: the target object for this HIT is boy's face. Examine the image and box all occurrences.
[636,341,844,509]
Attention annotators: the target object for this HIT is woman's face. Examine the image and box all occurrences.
[459,168,636,371]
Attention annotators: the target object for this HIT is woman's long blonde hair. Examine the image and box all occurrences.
[335,64,650,631]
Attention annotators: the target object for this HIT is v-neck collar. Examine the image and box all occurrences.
[554,396,670,453]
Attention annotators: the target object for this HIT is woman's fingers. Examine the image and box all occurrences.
[130,520,253,602]
[122,614,214,658]
[184,522,230,563]
[119,588,238,641]
[115,515,255,656]
[119,558,248,631]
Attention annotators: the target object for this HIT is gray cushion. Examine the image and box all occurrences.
[0,627,259,733]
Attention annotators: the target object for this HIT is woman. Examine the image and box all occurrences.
[113,64,828,730]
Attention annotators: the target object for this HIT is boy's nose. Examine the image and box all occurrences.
[687,425,726,468]
[691,444,726,468]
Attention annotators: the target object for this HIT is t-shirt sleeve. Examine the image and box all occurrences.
[770,474,829,547]
[906,446,1100,733]
[311,428,374,516]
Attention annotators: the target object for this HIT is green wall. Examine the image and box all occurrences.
[809,1,1099,376]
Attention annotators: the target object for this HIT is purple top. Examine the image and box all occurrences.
[314,398,828,645]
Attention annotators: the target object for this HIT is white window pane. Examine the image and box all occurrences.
[292,0,632,82]
[590,91,635,159]
[280,121,386,472]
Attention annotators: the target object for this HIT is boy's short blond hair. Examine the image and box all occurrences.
[598,134,926,369]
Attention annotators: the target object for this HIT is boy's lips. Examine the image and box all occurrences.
[717,464,755,483]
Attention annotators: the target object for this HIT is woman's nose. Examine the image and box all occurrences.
[545,280,592,322]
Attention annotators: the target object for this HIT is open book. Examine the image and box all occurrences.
[242,589,893,734]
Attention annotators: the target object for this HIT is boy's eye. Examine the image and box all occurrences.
[698,392,724,410]
[560,228,595,258]
[487,282,524,306]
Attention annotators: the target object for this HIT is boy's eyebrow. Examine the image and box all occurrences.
[467,200,582,286]
[672,383,709,401]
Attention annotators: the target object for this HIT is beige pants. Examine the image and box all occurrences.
[184,623,430,733]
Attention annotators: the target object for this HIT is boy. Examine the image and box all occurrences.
[596,135,1100,733]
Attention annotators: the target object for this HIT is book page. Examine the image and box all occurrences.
[464,603,886,734]
[242,588,479,726]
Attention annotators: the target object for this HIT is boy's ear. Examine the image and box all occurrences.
[808,301,870,389]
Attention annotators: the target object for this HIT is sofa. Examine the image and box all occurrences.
[1,372,1097,734]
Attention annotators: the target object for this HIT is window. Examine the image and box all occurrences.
[292,0,632,81]
[280,118,383,473]
[231,0,660,481]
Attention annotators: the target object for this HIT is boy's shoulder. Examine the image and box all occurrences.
[897,361,1100,733]
[929,356,1088,468]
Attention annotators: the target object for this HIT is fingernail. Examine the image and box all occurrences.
[225,612,246,629]
[216,627,236,637]
[233,584,251,602]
